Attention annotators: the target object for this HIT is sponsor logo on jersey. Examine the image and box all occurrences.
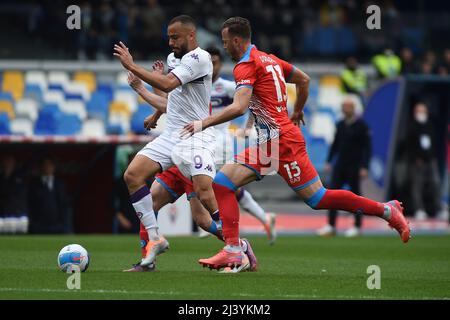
[237,79,251,86]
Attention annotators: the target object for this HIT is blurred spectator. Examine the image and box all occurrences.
[372,48,401,79]
[317,96,372,237]
[137,0,166,59]
[28,157,71,234]
[340,56,367,96]
[436,49,450,76]
[400,47,417,74]
[406,103,447,220]
[0,155,28,234]
[92,0,119,60]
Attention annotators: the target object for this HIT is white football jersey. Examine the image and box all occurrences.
[166,47,213,134]
[211,77,235,134]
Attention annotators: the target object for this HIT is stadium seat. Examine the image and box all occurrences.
[0,113,11,134]
[57,114,82,135]
[316,106,338,123]
[10,117,34,136]
[48,71,70,87]
[96,83,114,102]
[64,82,91,101]
[86,92,109,121]
[318,85,342,112]
[73,71,96,93]
[59,100,87,120]
[2,71,24,101]
[24,84,43,103]
[310,112,336,144]
[109,101,131,117]
[130,105,154,134]
[0,101,15,119]
[306,137,329,172]
[320,75,341,88]
[34,104,61,135]
[43,90,65,106]
[15,98,39,121]
[0,92,14,103]
[25,71,47,91]
[108,112,130,133]
[81,119,106,137]
[114,89,137,113]
[116,71,129,86]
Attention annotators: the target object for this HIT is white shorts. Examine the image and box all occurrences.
[137,129,216,179]
[214,132,235,170]
[171,128,216,179]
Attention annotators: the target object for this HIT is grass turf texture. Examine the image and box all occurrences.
[0,235,449,300]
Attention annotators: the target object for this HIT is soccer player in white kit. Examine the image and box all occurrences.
[113,15,220,267]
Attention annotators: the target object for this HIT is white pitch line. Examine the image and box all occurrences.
[0,287,449,300]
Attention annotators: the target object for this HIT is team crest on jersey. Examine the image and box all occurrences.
[190,53,199,62]
[136,212,143,219]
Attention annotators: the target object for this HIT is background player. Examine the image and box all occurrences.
[113,15,220,267]
[182,17,411,270]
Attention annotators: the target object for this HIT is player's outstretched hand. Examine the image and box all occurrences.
[144,113,160,131]
[290,110,306,126]
[180,120,203,139]
[127,71,143,92]
[113,41,134,70]
[152,60,165,74]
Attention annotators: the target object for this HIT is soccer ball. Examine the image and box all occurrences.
[57,244,90,272]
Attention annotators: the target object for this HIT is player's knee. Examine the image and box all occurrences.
[123,168,144,188]
[304,187,327,209]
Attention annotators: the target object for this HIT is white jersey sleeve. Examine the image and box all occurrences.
[170,50,211,85]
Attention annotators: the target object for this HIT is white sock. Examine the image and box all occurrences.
[238,190,267,224]
[224,245,243,253]
[131,188,160,241]
[383,204,392,221]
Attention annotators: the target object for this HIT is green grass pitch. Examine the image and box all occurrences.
[0,234,449,300]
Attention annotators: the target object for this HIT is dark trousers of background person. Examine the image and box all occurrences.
[410,159,442,215]
[328,165,362,228]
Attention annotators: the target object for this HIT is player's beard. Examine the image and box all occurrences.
[173,43,188,59]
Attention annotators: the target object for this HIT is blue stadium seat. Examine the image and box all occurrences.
[306,137,329,172]
[96,83,114,102]
[87,92,110,121]
[130,105,154,134]
[48,83,64,91]
[24,84,43,103]
[0,92,14,103]
[316,106,337,122]
[107,123,125,135]
[57,114,82,135]
[0,112,11,134]
[35,104,61,135]
[65,93,84,101]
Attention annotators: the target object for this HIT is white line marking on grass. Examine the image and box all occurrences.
[0,287,449,300]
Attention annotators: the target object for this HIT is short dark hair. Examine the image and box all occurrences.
[206,46,223,60]
[169,15,197,28]
[222,17,251,40]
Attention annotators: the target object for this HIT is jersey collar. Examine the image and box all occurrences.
[238,44,255,64]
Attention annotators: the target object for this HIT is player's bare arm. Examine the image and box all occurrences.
[127,71,167,113]
[289,67,310,126]
[113,41,181,93]
[181,86,253,137]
